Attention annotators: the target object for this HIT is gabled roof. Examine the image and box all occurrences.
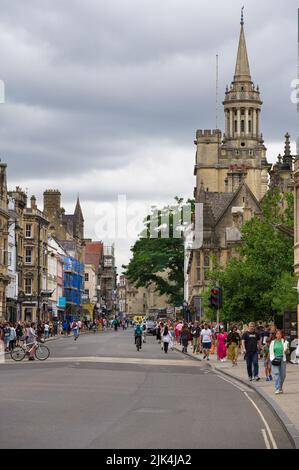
[202,182,262,229]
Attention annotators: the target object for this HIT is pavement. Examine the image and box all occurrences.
[174,342,299,448]
[0,330,295,449]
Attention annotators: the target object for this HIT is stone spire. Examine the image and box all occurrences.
[74,195,84,221]
[282,132,293,169]
[234,9,251,83]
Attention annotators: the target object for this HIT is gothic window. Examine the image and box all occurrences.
[203,255,210,281]
[196,252,201,282]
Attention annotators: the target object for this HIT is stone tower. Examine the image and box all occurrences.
[195,13,271,201]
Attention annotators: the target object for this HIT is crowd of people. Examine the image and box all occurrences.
[151,319,299,395]
[0,316,128,353]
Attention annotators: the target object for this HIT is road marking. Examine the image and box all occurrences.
[215,374,248,392]
[212,372,278,449]
[261,428,271,449]
[1,356,200,367]
[244,392,278,450]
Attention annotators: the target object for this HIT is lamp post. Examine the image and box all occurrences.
[183,300,189,323]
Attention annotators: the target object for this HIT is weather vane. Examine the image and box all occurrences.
[241,6,244,25]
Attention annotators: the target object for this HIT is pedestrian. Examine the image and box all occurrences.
[162,326,171,354]
[26,323,37,360]
[191,322,201,354]
[174,320,183,345]
[37,322,44,341]
[296,342,299,367]
[72,320,79,341]
[216,326,228,362]
[180,324,189,353]
[44,322,50,339]
[262,338,272,381]
[9,324,16,351]
[16,322,24,346]
[241,322,262,382]
[200,323,213,361]
[226,325,241,367]
[3,323,11,352]
[269,330,289,394]
[156,322,161,343]
[159,323,165,350]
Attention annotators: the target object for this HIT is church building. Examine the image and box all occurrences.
[187,13,273,309]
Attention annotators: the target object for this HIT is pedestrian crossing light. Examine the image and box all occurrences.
[209,287,222,310]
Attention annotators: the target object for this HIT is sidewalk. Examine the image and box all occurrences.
[174,343,299,448]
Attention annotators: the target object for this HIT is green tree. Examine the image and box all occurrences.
[123,198,194,305]
[205,189,295,323]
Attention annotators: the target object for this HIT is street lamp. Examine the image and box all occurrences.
[183,300,189,323]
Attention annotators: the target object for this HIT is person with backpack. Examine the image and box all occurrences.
[134,323,143,350]
[180,324,190,354]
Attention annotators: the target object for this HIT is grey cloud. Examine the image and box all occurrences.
[0,0,297,187]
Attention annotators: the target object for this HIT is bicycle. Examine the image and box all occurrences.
[10,339,50,362]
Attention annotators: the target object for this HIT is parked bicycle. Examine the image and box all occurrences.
[10,340,50,361]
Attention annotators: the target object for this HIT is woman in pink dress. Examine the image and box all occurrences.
[216,327,228,362]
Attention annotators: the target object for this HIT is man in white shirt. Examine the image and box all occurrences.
[44,323,50,339]
[200,324,213,361]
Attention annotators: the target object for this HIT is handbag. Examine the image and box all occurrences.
[271,357,282,366]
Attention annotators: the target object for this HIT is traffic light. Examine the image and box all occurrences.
[209,287,222,310]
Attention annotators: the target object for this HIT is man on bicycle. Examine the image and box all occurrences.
[134,323,143,349]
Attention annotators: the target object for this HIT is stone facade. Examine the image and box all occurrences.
[22,196,49,322]
[188,16,271,311]
[117,275,173,318]
[0,163,10,320]
[294,158,299,277]
[43,190,85,263]
[194,18,271,202]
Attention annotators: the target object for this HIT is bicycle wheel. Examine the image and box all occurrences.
[35,344,50,361]
[10,346,26,361]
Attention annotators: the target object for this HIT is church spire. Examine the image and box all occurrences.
[74,195,84,221]
[234,9,251,82]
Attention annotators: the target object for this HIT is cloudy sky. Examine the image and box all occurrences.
[0,0,298,270]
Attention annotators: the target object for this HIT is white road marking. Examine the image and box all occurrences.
[1,356,200,367]
[212,373,278,449]
[215,374,248,392]
[244,392,278,450]
[261,428,271,449]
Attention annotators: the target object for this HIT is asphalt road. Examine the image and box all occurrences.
[0,329,294,449]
